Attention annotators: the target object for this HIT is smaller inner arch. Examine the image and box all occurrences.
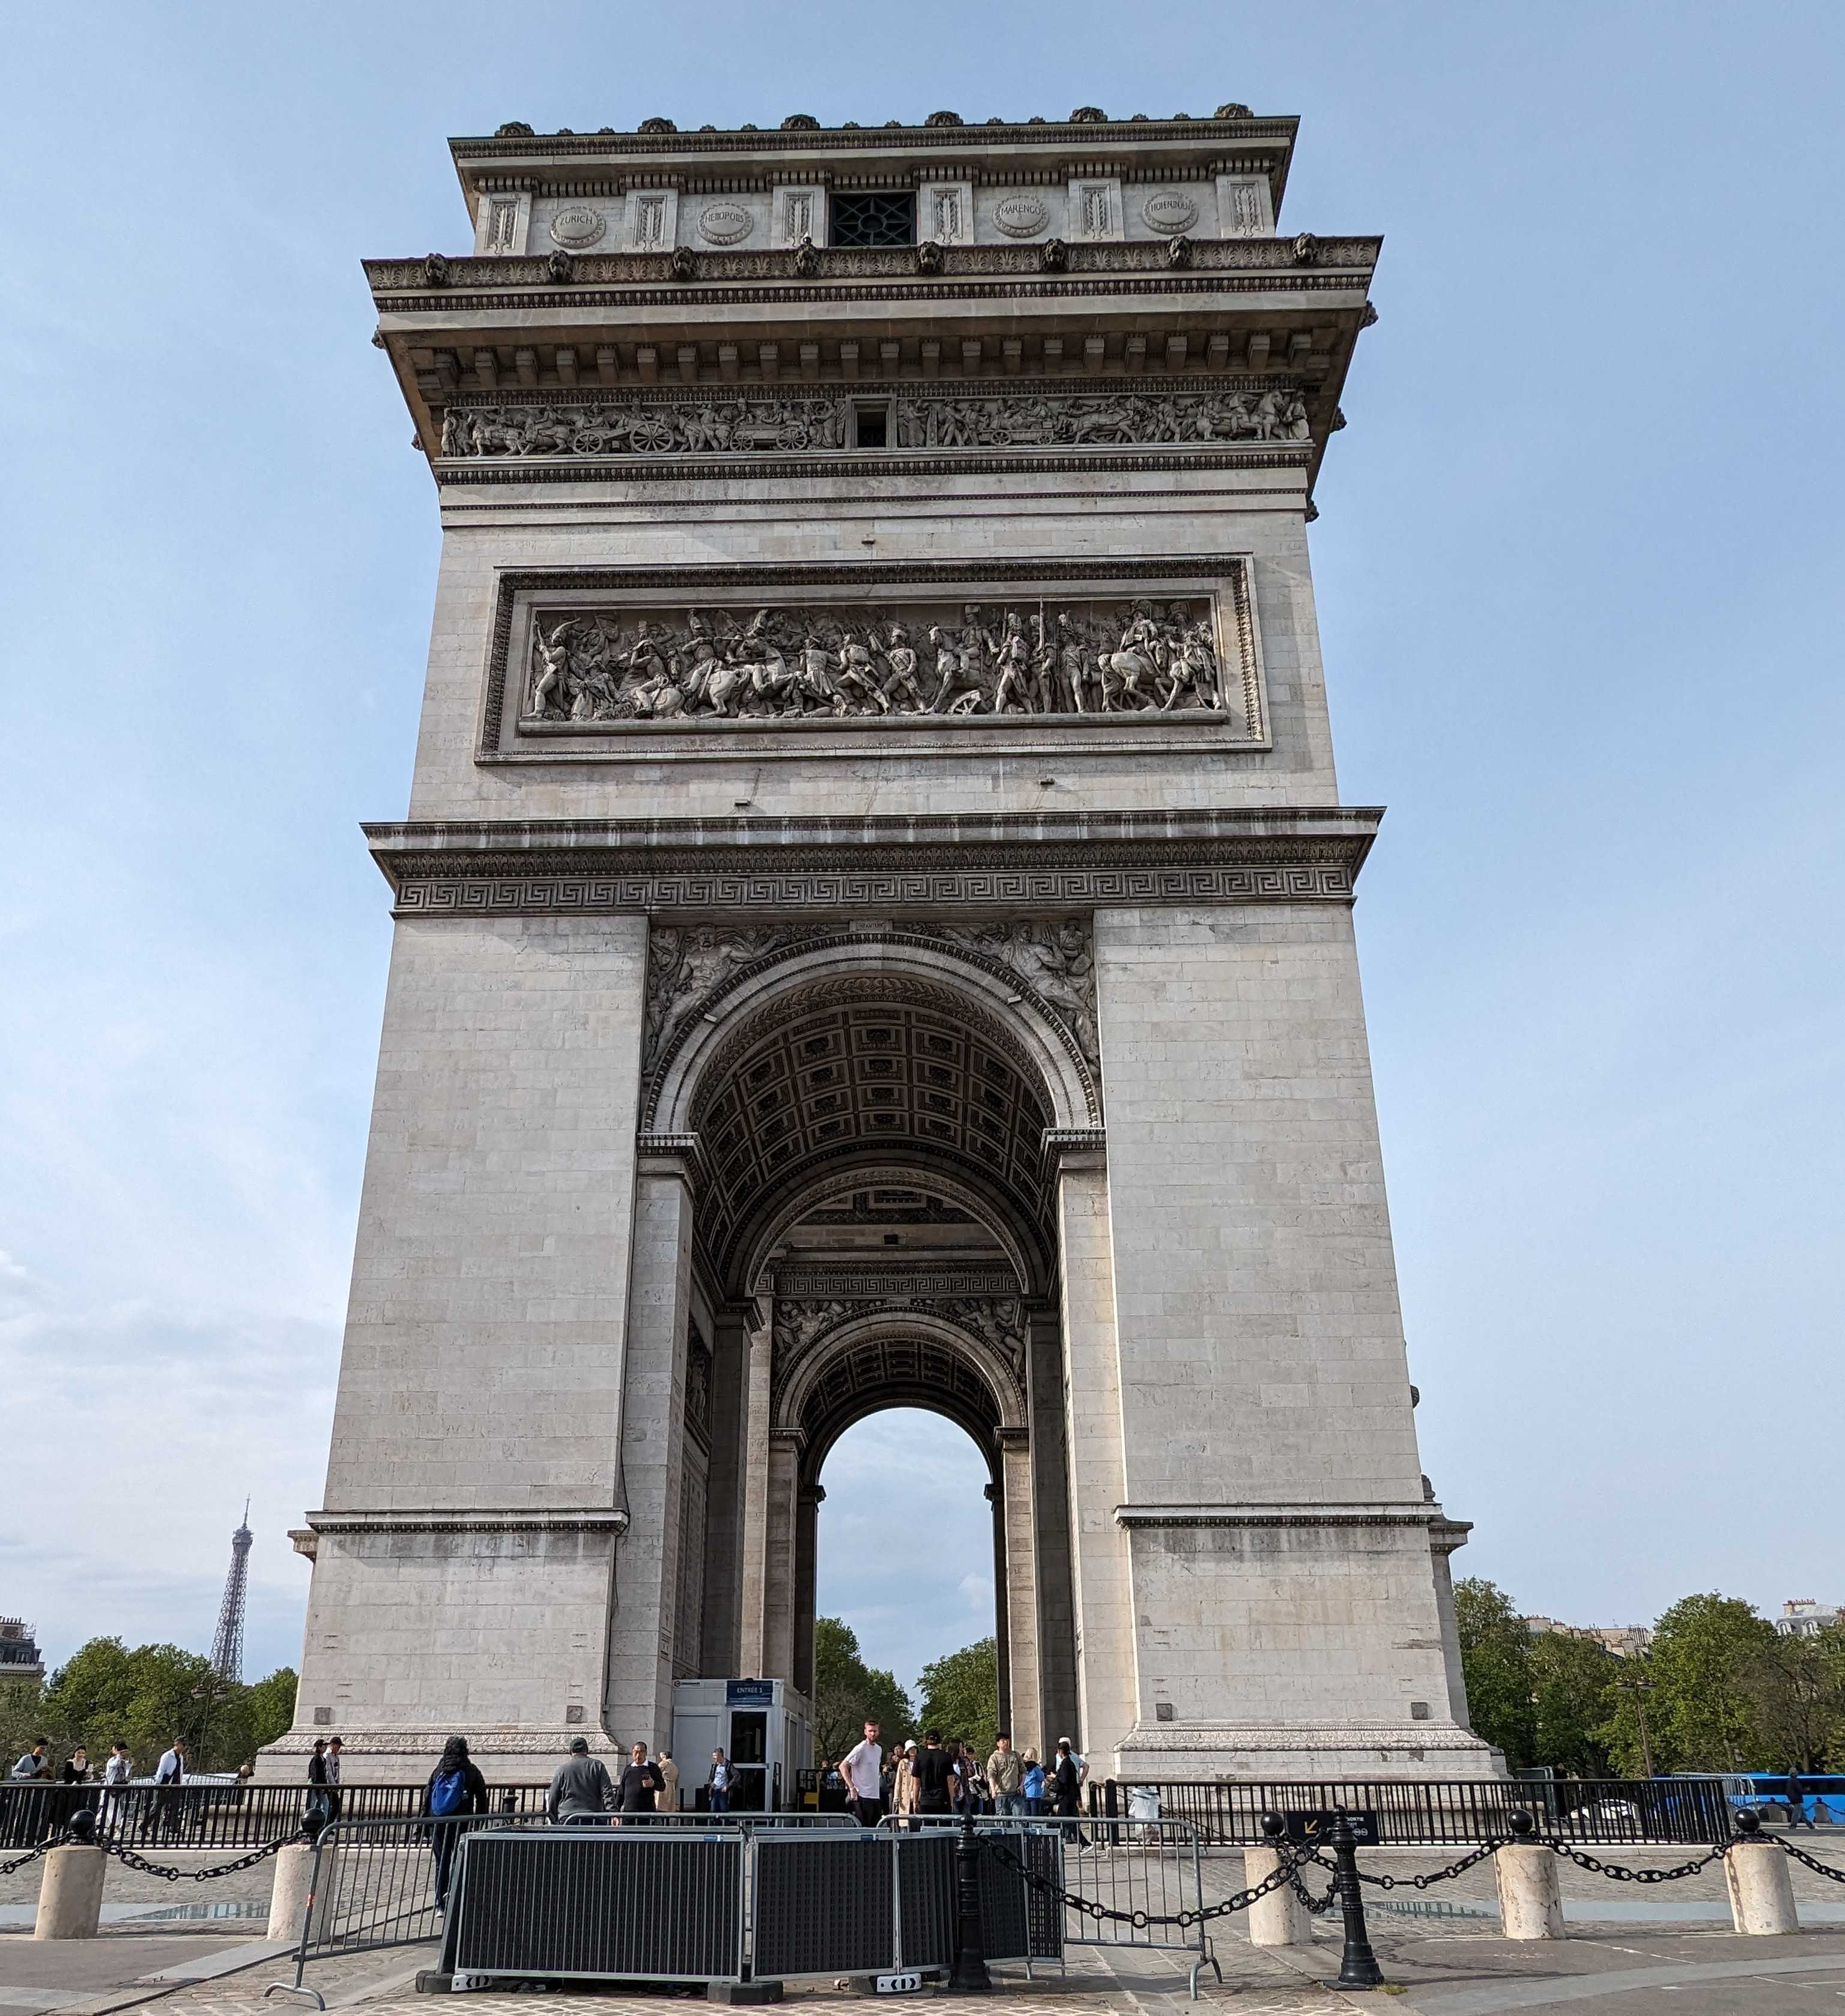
[795,1326,1005,1489]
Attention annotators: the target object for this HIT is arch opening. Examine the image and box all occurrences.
[670,960,1077,1753]
[813,1406,1001,1748]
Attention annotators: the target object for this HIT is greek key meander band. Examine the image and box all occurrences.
[389,863,1357,915]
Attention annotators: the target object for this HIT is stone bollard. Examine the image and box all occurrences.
[1247,1816,1310,1946]
[267,1841,318,1945]
[1726,1811,1800,1936]
[1495,1815,1565,1940]
[35,1845,106,1940]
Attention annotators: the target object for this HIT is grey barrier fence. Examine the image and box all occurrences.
[265,1811,861,2006]
[434,1819,1066,1993]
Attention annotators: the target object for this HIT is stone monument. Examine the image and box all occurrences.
[271,103,1492,1782]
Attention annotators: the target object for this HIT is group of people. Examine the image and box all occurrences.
[820,1723,1089,1828]
[4,1734,195,1845]
[524,598,1225,726]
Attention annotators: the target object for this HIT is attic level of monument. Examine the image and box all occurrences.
[369,102,1369,501]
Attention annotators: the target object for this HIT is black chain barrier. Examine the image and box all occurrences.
[99,1835,289,1883]
[0,1841,54,1878]
[1769,1839,1845,1884]
[1541,1842,1728,1883]
[979,1831,1310,1931]
[1289,1863,1341,1915]
[1312,1837,1512,1892]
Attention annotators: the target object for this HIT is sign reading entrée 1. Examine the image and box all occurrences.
[1283,1810,1381,1846]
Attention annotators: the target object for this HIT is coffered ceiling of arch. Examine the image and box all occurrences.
[691,994,1052,1266]
[792,1329,1008,1471]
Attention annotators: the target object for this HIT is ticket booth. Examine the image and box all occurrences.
[671,1677,812,1812]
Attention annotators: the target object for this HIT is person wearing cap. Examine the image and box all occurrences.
[545,1737,616,1825]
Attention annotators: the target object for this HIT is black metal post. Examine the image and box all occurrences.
[948,1808,992,1993]
[1324,1811,1384,1991]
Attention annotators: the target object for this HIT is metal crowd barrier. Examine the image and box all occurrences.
[992,1815,1213,1995]
[429,1817,1057,1993]
[261,1809,1217,1999]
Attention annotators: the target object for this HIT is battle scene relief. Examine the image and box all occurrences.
[520,596,1243,727]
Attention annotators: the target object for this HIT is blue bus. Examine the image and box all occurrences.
[1718,1773,1845,1825]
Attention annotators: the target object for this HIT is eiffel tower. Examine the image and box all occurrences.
[210,1501,253,1684]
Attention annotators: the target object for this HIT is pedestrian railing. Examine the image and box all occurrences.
[1098,1777,1734,1847]
[0,1781,548,1850]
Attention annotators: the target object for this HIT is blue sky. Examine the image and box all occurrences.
[2,2,1841,1703]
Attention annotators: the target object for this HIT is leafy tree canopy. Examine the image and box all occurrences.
[811,1617,913,1763]
[916,1636,998,1757]
[0,1639,298,1776]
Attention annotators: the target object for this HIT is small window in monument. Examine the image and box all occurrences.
[832,191,915,247]
[1409,1700,1431,1720]
[565,1704,586,1725]
[854,402,889,449]
[312,1707,333,1725]
[1155,1701,1175,1723]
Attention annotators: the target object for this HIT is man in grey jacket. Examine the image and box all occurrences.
[545,1737,614,1824]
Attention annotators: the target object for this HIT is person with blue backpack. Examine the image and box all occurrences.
[423,1735,489,1908]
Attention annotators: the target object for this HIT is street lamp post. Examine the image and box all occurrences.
[190,1678,233,1770]
[1613,1669,1656,1779]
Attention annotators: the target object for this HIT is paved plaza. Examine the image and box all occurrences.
[10,1844,1845,2016]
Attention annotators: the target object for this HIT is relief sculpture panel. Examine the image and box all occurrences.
[522,596,1235,727]
[440,385,1311,460]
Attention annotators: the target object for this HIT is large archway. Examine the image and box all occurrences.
[641,944,1087,1753]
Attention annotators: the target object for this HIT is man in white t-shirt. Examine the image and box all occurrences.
[839,1720,884,1829]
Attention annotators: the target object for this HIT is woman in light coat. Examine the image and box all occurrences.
[889,1743,919,1827]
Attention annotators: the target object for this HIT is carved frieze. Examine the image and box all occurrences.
[523,596,1232,728]
[771,1294,1026,1381]
[440,385,1311,460]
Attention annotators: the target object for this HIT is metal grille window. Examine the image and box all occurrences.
[831,192,915,247]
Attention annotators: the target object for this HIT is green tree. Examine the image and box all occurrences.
[1598,1595,1775,1775]
[1734,1631,1845,1772]
[1528,1631,1618,1776]
[244,1669,300,1755]
[1453,1579,1536,1768]
[19,1641,299,1775]
[916,1637,998,1756]
[811,1619,913,1761]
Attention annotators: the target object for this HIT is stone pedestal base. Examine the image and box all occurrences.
[267,1842,317,1944]
[1494,1844,1565,1939]
[34,1847,105,1940]
[1244,1846,1310,1945]
[1726,1843,1799,1936]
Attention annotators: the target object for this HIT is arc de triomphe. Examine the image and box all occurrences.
[273,102,1492,1782]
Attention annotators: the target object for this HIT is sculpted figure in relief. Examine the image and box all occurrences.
[444,387,1312,460]
[526,598,1227,727]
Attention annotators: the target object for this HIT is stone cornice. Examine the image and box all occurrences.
[1115,1500,1436,1529]
[368,235,1376,300]
[363,806,1381,918]
[307,1508,629,1536]
[448,114,1298,189]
